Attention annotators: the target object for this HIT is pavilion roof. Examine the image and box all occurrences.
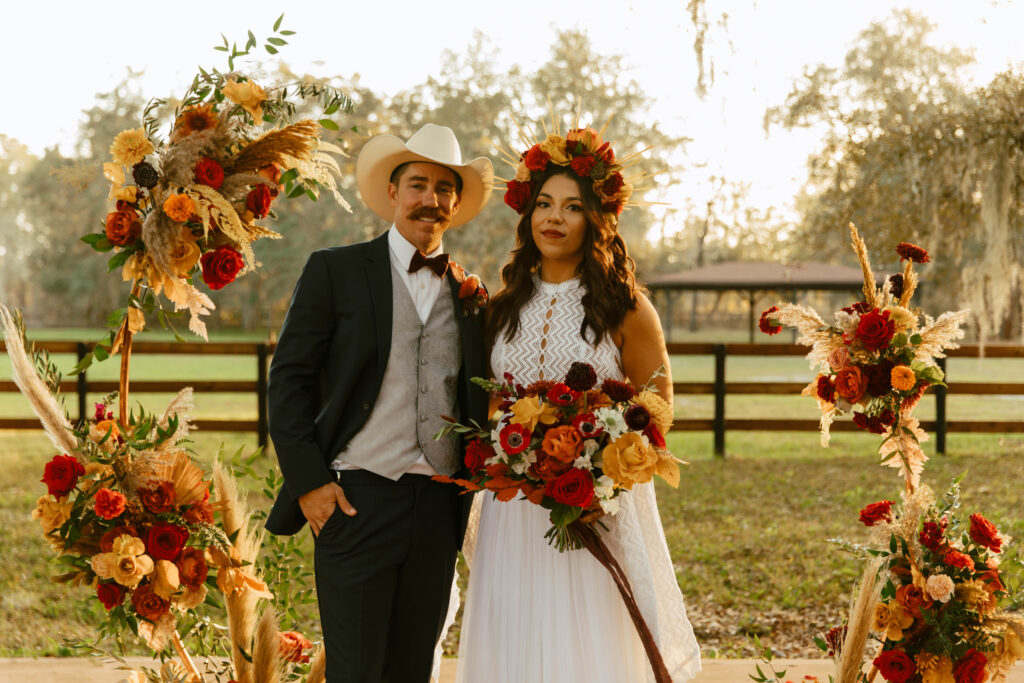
[642,261,870,291]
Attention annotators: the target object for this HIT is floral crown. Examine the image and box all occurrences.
[494,115,650,218]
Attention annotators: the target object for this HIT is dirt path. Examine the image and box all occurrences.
[3,657,1023,682]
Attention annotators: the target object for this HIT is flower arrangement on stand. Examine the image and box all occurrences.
[753,224,1023,683]
[2,16,350,683]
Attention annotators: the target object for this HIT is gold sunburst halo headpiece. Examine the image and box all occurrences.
[489,108,658,220]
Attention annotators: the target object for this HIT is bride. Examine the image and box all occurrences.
[454,125,701,682]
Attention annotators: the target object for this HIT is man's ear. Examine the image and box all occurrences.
[386,182,399,207]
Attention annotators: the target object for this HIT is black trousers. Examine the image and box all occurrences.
[314,469,461,683]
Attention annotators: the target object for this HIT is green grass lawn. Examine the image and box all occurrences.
[2,333,1023,656]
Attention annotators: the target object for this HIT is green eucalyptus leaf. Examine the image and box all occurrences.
[264,45,278,55]
[267,37,287,46]
[273,13,284,31]
[319,118,339,131]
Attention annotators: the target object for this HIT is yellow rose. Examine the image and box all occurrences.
[509,395,558,432]
[109,128,154,167]
[32,494,72,533]
[514,163,532,182]
[167,228,201,276]
[870,601,914,641]
[151,560,181,600]
[602,432,659,489]
[222,78,267,121]
[92,534,154,588]
[538,135,570,165]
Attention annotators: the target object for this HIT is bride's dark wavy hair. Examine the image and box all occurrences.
[486,167,642,348]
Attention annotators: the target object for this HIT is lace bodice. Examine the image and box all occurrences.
[490,276,623,384]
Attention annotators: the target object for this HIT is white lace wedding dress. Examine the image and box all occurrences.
[454,276,701,683]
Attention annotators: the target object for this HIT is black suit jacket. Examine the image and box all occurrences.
[265,231,488,536]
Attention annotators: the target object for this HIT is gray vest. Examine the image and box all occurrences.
[332,263,462,478]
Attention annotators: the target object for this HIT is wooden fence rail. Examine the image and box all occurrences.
[2,340,1022,455]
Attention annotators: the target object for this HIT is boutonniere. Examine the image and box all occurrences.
[449,261,488,317]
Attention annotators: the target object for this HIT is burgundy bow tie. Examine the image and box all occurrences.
[408,251,450,278]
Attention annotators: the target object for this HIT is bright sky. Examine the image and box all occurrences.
[4,0,1022,222]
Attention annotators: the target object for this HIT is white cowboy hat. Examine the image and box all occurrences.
[356,123,494,227]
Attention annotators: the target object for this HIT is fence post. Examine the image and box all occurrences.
[935,356,947,455]
[76,342,88,424]
[713,344,726,457]
[257,342,269,450]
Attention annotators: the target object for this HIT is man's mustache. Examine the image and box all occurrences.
[407,206,450,222]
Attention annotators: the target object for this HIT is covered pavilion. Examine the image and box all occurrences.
[643,261,870,342]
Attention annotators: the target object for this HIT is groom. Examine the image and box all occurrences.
[265,123,492,682]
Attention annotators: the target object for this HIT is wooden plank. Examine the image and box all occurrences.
[193,419,260,431]
[947,383,1024,395]
[48,381,258,393]
[673,382,715,395]
[0,341,274,355]
[725,382,809,395]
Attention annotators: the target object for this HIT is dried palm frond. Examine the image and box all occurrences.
[879,415,930,491]
[50,161,98,191]
[230,120,320,175]
[154,450,207,506]
[242,221,283,242]
[834,558,882,683]
[848,224,879,309]
[0,306,79,457]
[186,183,257,270]
[252,609,282,683]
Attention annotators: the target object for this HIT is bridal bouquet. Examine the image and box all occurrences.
[830,482,1024,683]
[436,362,682,550]
[759,225,969,490]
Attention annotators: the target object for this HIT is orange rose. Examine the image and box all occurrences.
[541,425,582,463]
[895,583,933,619]
[529,453,573,481]
[835,366,867,403]
[131,584,170,622]
[105,210,141,246]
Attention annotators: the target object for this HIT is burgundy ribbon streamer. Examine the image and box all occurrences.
[570,520,673,683]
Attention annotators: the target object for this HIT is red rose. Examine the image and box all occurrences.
[41,454,85,497]
[257,163,282,187]
[864,360,895,397]
[953,648,987,683]
[858,500,894,526]
[94,488,127,520]
[504,180,533,213]
[105,210,142,246]
[464,438,494,473]
[873,649,915,683]
[544,468,595,508]
[138,480,176,514]
[856,309,896,351]
[175,547,209,591]
[194,157,225,190]
[96,582,126,610]
[601,172,624,196]
[131,584,170,622]
[201,246,245,290]
[546,383,580,406]
[944,548,973,570]
[759,306,782,335]
[146,522,189,561]
[499,423,532,455]
[595,142,615,164]
[529,452,572,481]
[969,513,1002,553]
[570,155,596,177]
[523,145,550,172]
[279,630,314,664]
[643,423,667,449]
[246,184,273,218]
